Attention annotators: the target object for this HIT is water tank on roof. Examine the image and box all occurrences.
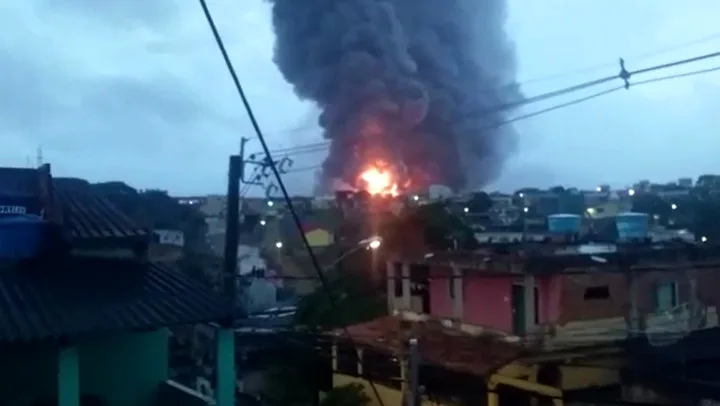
[547,214,581,234]
[615,212,649,240]
[0,215,44,258]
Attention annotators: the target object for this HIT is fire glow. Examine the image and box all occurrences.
[359,166,399,196]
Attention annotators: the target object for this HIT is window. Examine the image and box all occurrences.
[584,286,610,300]
[654,281,678,312]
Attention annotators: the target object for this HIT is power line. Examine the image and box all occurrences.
[487,49,720,113]
[261,61,720,164]
[500,30,720,90]
[494,63,720,130]
[247,49,720,168]
[236,61,720,195]
[197,2,388,406]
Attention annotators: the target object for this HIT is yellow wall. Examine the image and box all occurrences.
[332,374,450,406]
[558,363,621,390]
[306,229,333,247]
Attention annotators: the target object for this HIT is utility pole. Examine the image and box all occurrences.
[405,338,420,406]
[223,137,250,311]
[216,137,249,406]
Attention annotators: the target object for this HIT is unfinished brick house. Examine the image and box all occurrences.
[386,240,720,344]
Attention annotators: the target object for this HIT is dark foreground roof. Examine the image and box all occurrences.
[0,167,39,195]
[53,178,148,243]
[0,255,234,343]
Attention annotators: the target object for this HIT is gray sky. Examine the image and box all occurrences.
[2,0,719,196]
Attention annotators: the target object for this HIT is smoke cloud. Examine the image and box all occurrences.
[266,0,523,192]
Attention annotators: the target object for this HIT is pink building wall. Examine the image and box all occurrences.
[429,271,563,333]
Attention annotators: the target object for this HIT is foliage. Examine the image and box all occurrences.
[466,191,493,213]
[294,268,385,330]
[320,384,371,406]
[417,201,478,250]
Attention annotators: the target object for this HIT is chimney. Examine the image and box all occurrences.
[37,164,63,225]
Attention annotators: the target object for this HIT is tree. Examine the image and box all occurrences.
[294,268,385,330]
[467,191,493,213]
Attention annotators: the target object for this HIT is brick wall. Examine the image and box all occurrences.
[557,267,720,324]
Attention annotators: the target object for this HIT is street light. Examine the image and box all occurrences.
[325,236,383,271]
[357,236,382,250]
[260,220,266,226]
[671,203,678,210]
[275,241,283,249]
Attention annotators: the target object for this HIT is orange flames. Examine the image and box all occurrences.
[359,165,399,196]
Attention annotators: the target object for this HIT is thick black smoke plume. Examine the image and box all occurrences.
[266,0,523,192]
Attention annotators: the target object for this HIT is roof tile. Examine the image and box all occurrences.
[331,313,530,376]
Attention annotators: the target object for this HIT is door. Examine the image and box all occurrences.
[511,284,540,334]
[511,284,526,334]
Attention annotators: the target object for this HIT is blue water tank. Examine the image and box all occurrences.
[615,212,649,240]
[0,215,44,258]
[547,214,582,234]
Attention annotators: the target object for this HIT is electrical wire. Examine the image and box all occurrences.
[485,49,720,113]
[197,2,387,405]
[490,30,720,91]
[239,166,259,198]
[487,62,720,131]
[258,61,720,164]
[245,51,720,168]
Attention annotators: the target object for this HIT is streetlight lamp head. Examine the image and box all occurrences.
[275,241,283,249]
[463,207,469,213]
[260,220,266,226]
[358,236,383,249]
[267,201,274,207]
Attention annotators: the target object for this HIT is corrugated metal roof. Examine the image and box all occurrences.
[0,255,233,343]
[0,168,38,196]
[53,178,148,240]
